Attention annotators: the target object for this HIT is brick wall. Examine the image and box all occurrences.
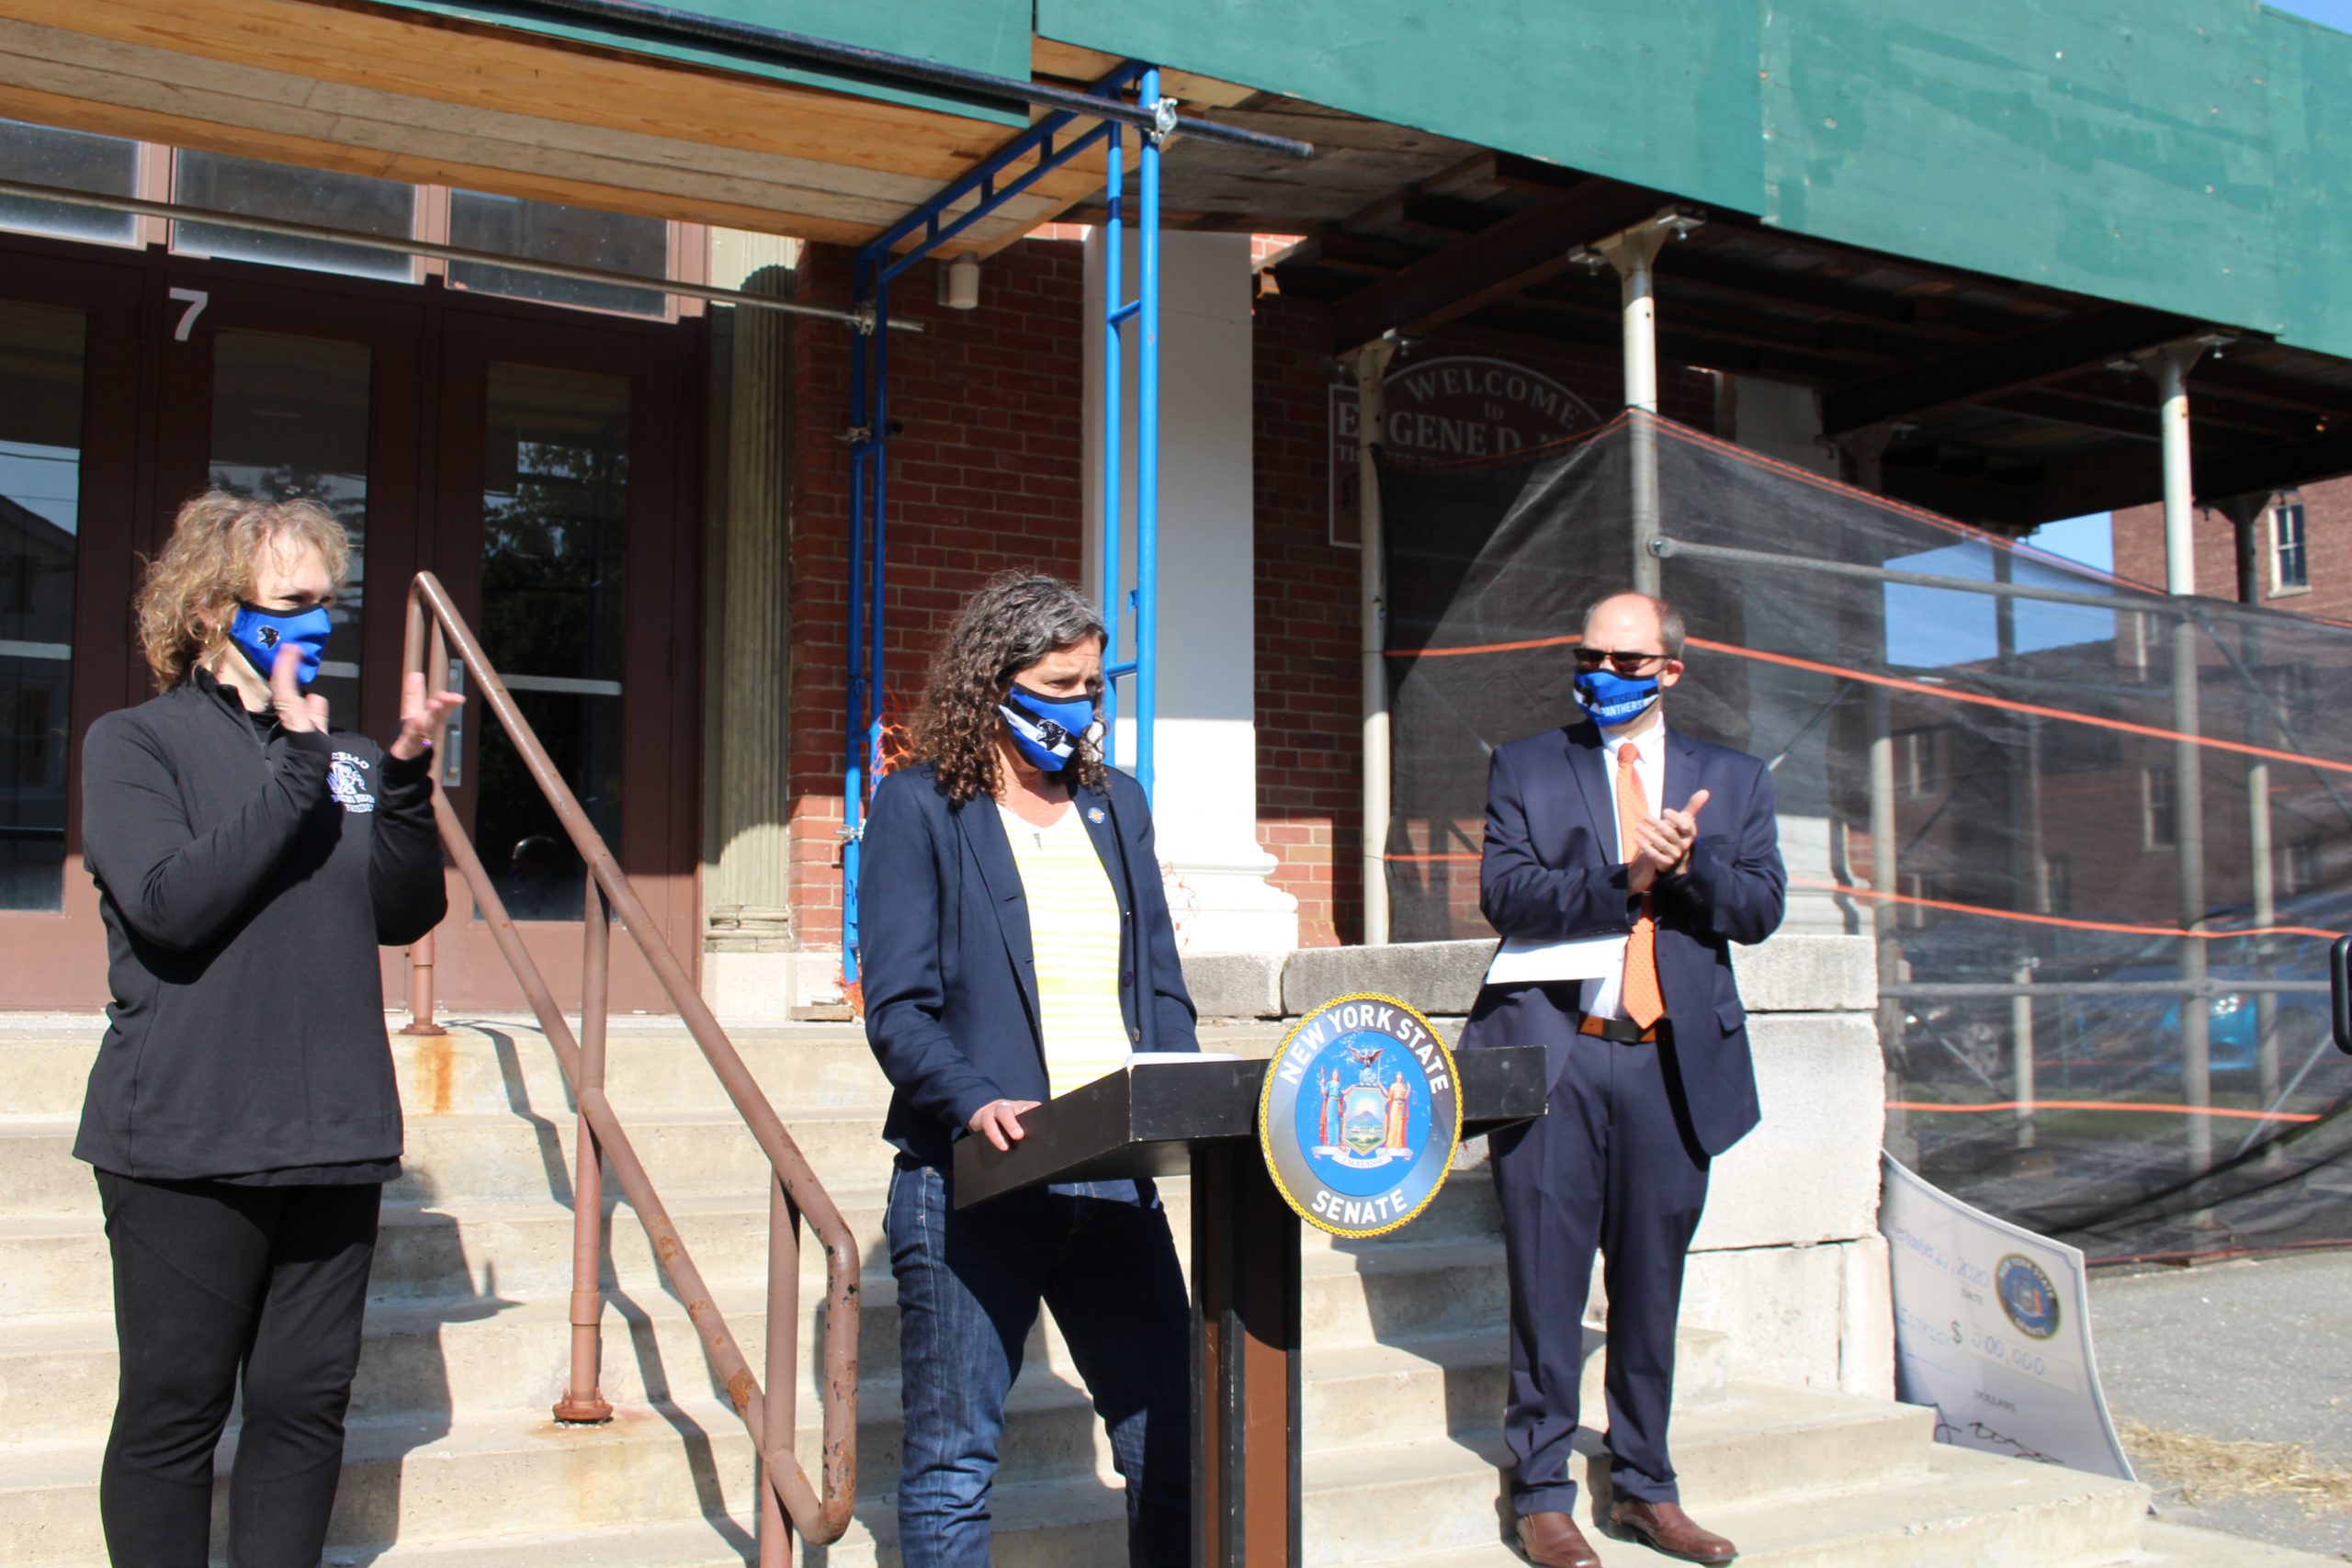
[779,237,1724,951]
[2112,479,2352,622]
[785,238,1091,948]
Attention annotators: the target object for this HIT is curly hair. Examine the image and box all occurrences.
[136,491,350,692]
[912,570,1107,804]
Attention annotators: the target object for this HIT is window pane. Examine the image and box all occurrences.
[0,120,137,245]
[447,191,666,316]
[475,365,628,920]
[0,300,84,910]
[174,151,414,282]
[208,333,372,723]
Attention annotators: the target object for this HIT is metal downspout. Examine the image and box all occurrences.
[1351,337,1398,945]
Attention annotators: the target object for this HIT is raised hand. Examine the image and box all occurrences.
[269,645,329,735]
[390,670,464,761]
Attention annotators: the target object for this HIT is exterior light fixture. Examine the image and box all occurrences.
[941,253,981,310]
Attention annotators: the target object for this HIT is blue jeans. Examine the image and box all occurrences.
[885,1161,1193,1568]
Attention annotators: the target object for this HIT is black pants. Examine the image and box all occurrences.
[96,1170,381,1568]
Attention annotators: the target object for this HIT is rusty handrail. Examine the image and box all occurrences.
[399,572,858,1557]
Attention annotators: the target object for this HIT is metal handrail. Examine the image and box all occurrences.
[397,571,857,1561]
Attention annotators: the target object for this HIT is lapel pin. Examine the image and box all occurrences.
[1087,806,1106,824]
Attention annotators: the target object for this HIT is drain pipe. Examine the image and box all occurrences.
[1350,336,1398,945]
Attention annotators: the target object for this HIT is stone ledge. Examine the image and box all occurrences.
[1179,951,1285,1020]
[1282,940,1495,1018]
[1734,933,1875,1012]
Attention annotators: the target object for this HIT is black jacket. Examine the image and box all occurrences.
[857,761,1198,1168]
[74,671,447,1181]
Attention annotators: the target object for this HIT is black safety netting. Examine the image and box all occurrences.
[1382,412,2352,1263]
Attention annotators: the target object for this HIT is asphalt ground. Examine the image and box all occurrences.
[2090,1248,2352,1559]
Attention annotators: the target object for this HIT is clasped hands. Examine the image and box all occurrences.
[266,646,463,761]
[1627,787,1711,894]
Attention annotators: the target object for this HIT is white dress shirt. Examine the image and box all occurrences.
[1578,717,1668,1021]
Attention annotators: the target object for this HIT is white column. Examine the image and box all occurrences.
[1600,226,1668,595]
[2143,341,2211,1191]
[1085,230,1298,953]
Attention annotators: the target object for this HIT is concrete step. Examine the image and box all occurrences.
[0,1156,1508,1334]
[1322,1441,2149,1566]
[0,1224,1733,1449]
[0,1020,893,1121]
[2,1217,1618,1448]
[0,1017,1296,1122]
[2121,1520,2348,1566]
[322,1516,759,1568]
[0,1109,901,1218]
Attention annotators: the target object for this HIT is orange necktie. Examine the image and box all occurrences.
[1617,742,1665,1029]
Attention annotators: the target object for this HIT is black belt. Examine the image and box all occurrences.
[1578,1013,1661,1043]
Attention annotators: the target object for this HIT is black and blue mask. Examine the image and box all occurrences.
[999,686,1097,773]
[1573,667,1662,728]
[227,602,334,686]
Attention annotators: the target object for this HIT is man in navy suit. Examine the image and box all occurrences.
[1460,592,1785,1567]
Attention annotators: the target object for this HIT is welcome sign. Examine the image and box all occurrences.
[1329,355,1599,547]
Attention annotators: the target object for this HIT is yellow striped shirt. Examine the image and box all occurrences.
[999,803,1129,1098]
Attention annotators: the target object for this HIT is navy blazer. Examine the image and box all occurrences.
[858,760,1199,1167]
[1458,719,1787,1157]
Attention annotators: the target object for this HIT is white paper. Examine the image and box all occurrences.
[1124,1051,1242,1068]
[1881,1155,2135,1481]
[1483,934,1626,986]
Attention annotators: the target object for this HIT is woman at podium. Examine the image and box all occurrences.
[858,570,1198,1568]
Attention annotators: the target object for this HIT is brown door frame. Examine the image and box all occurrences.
[0,231,707,1012]
[427,302,704,1014]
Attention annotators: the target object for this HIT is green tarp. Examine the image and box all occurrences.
[1035,0,2352,360]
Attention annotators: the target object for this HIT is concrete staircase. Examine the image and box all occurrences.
[0,1010,2325,1567]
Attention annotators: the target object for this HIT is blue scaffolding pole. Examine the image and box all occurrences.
[842,59,1165,984]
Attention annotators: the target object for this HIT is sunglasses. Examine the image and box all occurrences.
[1573,648,1672,674]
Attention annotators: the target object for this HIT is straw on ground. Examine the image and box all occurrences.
[2119,1420,2352,1514]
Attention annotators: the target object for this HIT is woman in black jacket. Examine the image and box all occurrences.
[76,491,459,1567]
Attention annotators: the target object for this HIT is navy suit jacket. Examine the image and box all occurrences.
[1459,719,1787,1157]
[858,760,1199,1168]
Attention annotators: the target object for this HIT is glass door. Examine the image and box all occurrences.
[0,252,141,1004]
[152,275,425,744]
[429,309,695,1012]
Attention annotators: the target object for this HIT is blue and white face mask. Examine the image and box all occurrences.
[999,685,1098,773]
[1574,667,1662,728]
[228,602,334,686]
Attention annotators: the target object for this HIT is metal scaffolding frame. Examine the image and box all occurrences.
[841,59,1177,982]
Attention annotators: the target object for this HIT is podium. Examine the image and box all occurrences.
[956,1046,1549,1566]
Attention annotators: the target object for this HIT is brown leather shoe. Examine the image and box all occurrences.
[1609,1498,1737,1563]
[1515,1509,1602,1568]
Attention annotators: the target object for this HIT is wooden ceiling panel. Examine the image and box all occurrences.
[0,81,888,243]
[0,0,1110,245]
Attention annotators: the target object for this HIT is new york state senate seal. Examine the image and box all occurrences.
[1259,992,1463,1238]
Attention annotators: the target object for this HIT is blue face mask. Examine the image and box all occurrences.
[999,685,1097,773]
[1574,668,1662,728]
[228,602,334,686]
